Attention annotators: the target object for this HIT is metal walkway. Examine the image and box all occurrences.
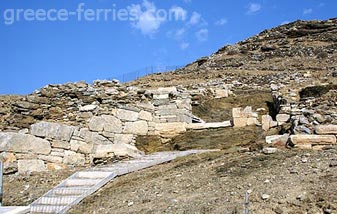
[29,150,217,213]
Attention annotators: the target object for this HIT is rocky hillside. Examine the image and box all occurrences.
[130,18,337,87]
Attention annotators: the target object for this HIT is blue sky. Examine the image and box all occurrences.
[0,0,336,95]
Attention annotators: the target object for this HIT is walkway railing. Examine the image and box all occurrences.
[108,65,184,83]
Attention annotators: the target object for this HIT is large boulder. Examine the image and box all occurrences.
[30,122,76,142]
[0,132,51,155]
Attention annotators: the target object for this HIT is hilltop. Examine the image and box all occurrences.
[130,18,337,87]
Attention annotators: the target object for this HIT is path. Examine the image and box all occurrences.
[29,150,217,213]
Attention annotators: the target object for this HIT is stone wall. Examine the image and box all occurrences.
[0,82,218,174]
[264,77,337,150]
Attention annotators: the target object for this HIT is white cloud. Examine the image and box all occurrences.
[167,28,186,40]
[247,3,261,15]
[189,12,201,25]
[281,20,290,25]
[195,28,208,42]
[180,42,190,50]
[170,6,188,21]
[215,18,228,26]
[303,8,313,15]
[128,0,165,36]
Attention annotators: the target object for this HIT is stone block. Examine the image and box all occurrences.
[315,125,337,135]
[116,109,139,121]
[46,163,67,171]
[123,121,149,135]
[111,143,144,158]
[232,108,242,118]
[63,151,85,166]
[154,122,186,137]
[139,111,153,121]
[233,118,248,128]
[18,159,46,174]
[266,135,289,145]
[276,114,290,123]
[88,116,104,132]
[51,141,70,150]
[0,132,51,155]
[114,134,134,145]
[262,115,273,131]
[70,139,94,154]
[38,155,63,163]
[30,122,76,142]
[290,135,336,145]
[79,104,97,112]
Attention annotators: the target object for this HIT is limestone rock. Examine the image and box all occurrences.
[1,152,18,174]
[214,89,229,98]
[276,114,290,123]
[266,135,289,145]
[233,118,248,128]
[263,147,278,154]
[124,121,149,135]
[102,115,123,133]
[315,125,337,135]
[154,122,186,137]
[262,115,273,131]
[111,143,144,158]
[51,141,70,150]
[38,155,63,163]
[46,163,67,171]
[88,115,122,133]
[76,128,112,145]
[63,151,85,166]
[30,121,76,142]
[88,116,104,132]
[116,109,139,121]
[79,104,97,112]
[0,132,51,155]
[92,144,114,158]
[114,134,134,145]
[139,111,153,121]
[70,139,94,154]
[186,121,232,130]
[18,159,46,174]
[290,135,336,145]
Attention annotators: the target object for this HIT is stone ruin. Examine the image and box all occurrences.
[0,80,233,174]
[1,71,335,174]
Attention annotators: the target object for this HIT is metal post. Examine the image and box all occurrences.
[245,191,249,214]
[0,161,3,206]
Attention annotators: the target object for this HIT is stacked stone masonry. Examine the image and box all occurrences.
[0,80,234,174]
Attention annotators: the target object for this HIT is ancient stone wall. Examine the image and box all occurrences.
[0,81,234,174]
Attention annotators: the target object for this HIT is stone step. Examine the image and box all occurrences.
[30,150,216,214]
[35,196,78,206]
[51,187,90,196]
[63,178,102,187]
[76,171,112,179]
[30,205,67,213]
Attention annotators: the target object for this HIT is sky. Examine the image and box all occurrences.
[0,0,336,95]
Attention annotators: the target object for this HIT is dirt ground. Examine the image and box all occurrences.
[67,148,337,214]
[2,90,337,214]
[2,168,80,206]
[192,90,272,122]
